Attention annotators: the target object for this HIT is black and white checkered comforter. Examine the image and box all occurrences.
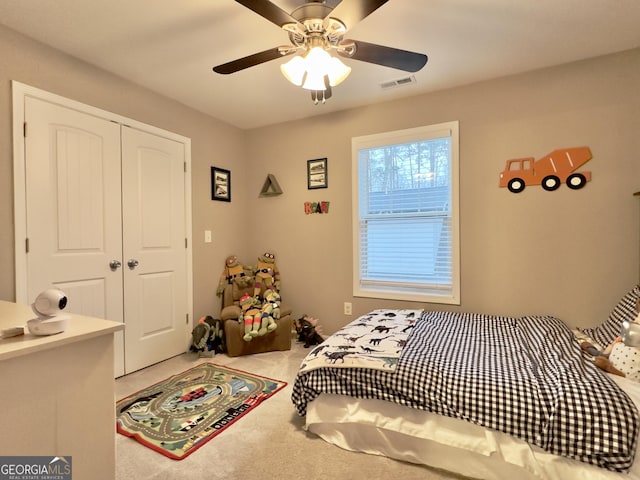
[291,311,640,472]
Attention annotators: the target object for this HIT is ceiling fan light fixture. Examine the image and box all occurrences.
[302,70,328,91]
[280,56,306,86]
[326,56,351,86]
[281,46,351,92]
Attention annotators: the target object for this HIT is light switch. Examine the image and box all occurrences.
[204,230,212,243]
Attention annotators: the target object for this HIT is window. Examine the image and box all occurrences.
[352,121,459,304]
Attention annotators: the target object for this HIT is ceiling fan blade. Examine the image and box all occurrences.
[338,40,428,72]
[213,47,291,74]
[326,0,390,29]
[234,0,301,28]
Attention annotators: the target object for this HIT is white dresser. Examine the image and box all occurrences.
[0,301,123,480]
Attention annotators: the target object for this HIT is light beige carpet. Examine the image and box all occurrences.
[116,341,473,480]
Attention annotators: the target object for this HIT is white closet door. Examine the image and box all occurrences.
[22,95,190,376]
[121,126,188,373]
[24,96,126,375]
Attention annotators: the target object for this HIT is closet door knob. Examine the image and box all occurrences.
[109,260,122,271]
[127,259,139,269]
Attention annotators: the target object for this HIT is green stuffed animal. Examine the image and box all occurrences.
[254,252,280,298]
[239,293,261,341]
[216,255,251,297]
[258,288,280,335]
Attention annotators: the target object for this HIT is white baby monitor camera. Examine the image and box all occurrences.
[32,288,68,316]
[27,288,70,336]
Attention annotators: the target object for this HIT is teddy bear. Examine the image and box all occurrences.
[258,288,280,336]
[254,252,280,298]
[216,255,251,297]
[239,293,262,341]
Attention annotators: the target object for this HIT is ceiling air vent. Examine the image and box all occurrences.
[380,75,416,90]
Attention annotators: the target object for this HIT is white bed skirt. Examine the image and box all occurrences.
[305,382,640,480]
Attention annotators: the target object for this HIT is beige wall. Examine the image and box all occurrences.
[245,48,640,333]
[0,25,249,320]
[1,23,638,336]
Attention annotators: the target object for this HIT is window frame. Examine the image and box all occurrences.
[351,121,460,304]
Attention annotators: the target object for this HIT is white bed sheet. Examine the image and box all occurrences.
[304,373,640,480]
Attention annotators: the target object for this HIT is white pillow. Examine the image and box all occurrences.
[609,342,640,382]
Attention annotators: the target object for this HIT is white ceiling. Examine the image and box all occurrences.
[1,0,639,130]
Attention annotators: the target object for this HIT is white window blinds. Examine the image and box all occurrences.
[352,122,459,303]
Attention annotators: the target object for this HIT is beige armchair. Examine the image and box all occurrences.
[220,278,292,357]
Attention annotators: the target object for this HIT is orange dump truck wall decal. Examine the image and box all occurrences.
[499,147,592,193]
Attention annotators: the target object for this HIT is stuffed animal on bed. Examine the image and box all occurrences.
[254,252,280,298]
[577,294,640,380]
[595,316,640,381]
[606,337,640,381]
[216,255,251,297]
[239,293,262,341]
[580,340,626,377]
[581,331,640,380]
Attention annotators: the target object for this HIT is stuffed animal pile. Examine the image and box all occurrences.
[216,252,284,342]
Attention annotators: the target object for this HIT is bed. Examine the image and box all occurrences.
[291,286,640,480]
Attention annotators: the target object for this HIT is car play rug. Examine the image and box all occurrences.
[115,362,287,460]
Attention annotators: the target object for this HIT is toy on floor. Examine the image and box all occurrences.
[191,315,226,356]
[254,252,280,298]
[239,293,262,341]
[295,315,325,348]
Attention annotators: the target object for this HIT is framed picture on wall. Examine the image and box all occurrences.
[211,166,231,202]
[307,158,328,189]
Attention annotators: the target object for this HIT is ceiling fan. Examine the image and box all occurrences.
[213,0,428,103]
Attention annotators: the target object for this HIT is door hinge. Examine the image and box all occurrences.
[23,122,27,138]
[186,313,189,325]
[25,238,29,253]
[184,161,187,173]
[185,238,188,248]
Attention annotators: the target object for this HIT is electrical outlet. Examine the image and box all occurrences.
[344,302,352,315]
